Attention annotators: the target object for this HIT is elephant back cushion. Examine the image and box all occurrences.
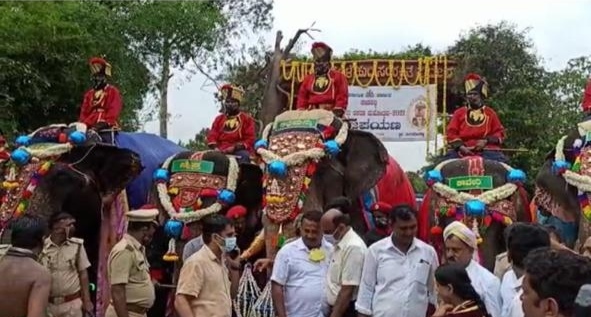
[422,156,529,245]
[155,150,240,223]
[259,109,346,225]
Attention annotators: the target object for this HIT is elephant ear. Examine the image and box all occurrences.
[62,144,143,196]
[341,129,389,198]
[234,163,263,208]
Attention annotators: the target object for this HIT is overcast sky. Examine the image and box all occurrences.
[142,0,591,171]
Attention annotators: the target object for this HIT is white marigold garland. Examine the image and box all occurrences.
[431,182,518,205]
[156,152,240,223]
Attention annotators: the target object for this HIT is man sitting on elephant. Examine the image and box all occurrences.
[296,42,349,118]
[207,84,256,164]
[79,57,122,145]
[444,73,507,163]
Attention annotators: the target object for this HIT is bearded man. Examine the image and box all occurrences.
[207,84,256,164]
[296,42,349,118]
[445,73,507,162]
[79,57,122,144]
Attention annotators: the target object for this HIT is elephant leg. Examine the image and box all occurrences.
[262,215,296,260]
[482,222,505,272]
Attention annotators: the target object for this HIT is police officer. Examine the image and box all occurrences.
[40,212,93,317]
[106,206,159,317]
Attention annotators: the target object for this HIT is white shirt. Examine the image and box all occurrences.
[325,228,367,306]
[466,260,502,317]
[355,236,438,317]
[182,235,204,262]
[503,274,524,317]
[500,270,518,317]
[271,238,333,317]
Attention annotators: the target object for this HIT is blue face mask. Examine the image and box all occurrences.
[220,236,237,253]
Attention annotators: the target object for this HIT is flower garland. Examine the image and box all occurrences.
[0,161,52,234]
[155,152,239,261]
[552,133,591,221]
[425,162,526,242]
[155,152,240,223]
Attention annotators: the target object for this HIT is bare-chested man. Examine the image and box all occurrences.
[0,214,51,317]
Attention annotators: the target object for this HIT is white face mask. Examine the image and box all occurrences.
[324,227,340,245]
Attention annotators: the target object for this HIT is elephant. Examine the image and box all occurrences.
[0,125,186,317]
[243,109,416,260]
[420,156,532,272]
[534,122,591,249]
[153,149,264,253]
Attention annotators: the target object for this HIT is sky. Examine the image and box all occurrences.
[142,0,591,172]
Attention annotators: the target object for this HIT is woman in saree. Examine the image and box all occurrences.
[432,263,491,317]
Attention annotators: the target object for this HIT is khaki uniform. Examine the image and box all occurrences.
[105,234,155,317]
[40,237,91,317]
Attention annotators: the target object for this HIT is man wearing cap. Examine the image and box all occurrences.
[40,212,93,317]
[445,73,507,162]
[296,42,349,118]
[106,206,159,317]
[207,84,256,164]
[79,56,123,144]
[363,202,392,246]
[443,221,501,317]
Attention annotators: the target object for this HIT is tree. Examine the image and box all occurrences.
[124,0,273,138]
[442,22,591,189]
[405,171,428,194]
[0,1,150,137]
[178,128,210,151]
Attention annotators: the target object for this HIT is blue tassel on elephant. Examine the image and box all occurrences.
[268,160,288,177]
[552,160,571,175]
[465,199,486,217]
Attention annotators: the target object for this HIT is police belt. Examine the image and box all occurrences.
[49,291,81,305]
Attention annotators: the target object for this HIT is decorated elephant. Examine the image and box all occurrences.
[534,120,591,249]
[153,150,263,259]
[0,123,185,317]
[243,109,416,259]
[420,156,532,271]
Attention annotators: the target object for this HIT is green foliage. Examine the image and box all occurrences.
[123,0,273,137]
[0,1,150,137]
[405,171,428,194]
[445,22,587,189]
[179,128,210,152]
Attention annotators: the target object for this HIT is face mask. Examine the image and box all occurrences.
[324,234,336,245]
[217,235,237,253]
[324,227,339,245]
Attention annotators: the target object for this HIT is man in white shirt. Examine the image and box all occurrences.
[444,221,502,317]
[500,223,550,317]
[356,204,438,317]
[320,197,367,317]
[271,210,334,317]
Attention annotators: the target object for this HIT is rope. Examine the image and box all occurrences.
[234,264,261,317]
[249,281,275,317]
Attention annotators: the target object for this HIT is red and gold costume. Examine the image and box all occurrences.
[446,73,505,150]
[79,57,122,129]
[296,42,349,112]
[206,85,256,154]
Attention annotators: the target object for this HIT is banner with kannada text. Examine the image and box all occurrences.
[346,85,437,142]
